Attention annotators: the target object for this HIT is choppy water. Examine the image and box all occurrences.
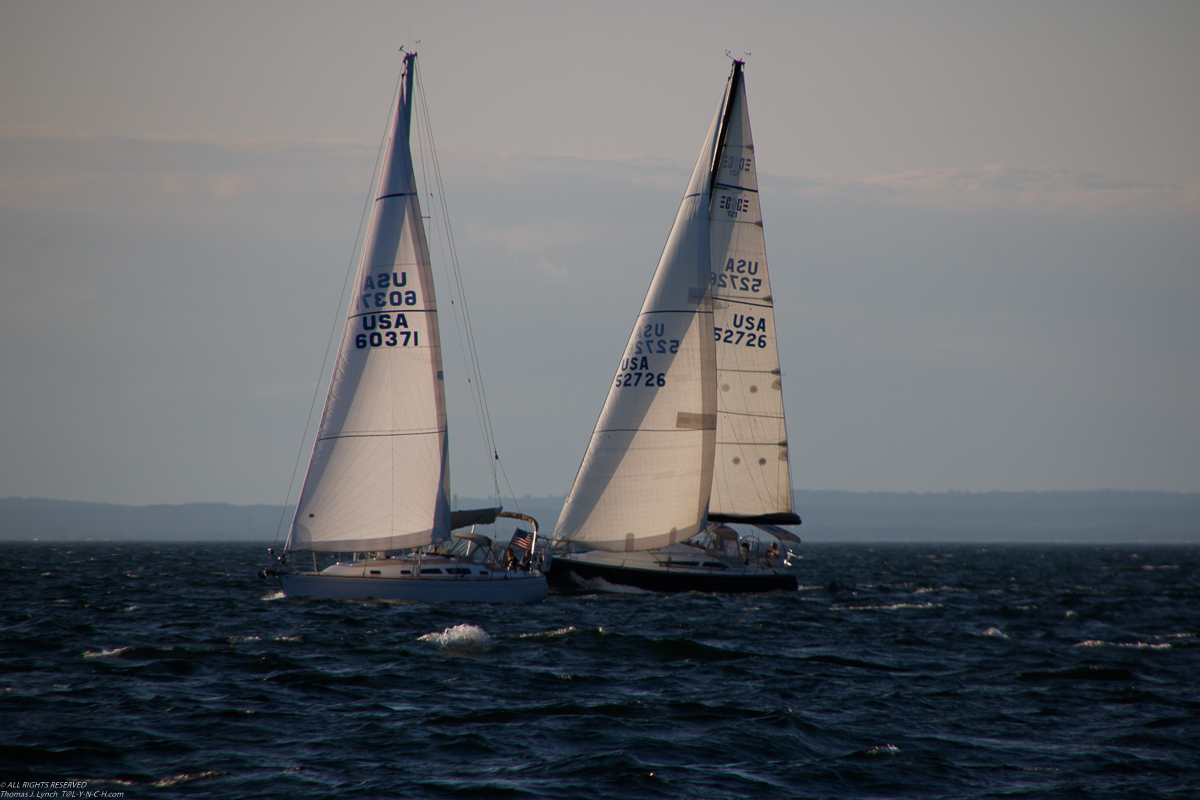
[2,541,1198,799]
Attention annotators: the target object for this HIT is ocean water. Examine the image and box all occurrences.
[2,542,1198,799]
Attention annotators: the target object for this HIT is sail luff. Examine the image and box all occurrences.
[707,65,796,522]
[287,54,451,553]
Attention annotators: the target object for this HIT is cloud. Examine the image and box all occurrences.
[794,165,1199,213]
[0,125,373,224]
[531,256,569,283]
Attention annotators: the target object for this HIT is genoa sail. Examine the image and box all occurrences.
[287,54,451,553]
[554,100,725,552]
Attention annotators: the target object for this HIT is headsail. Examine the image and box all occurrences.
[707,62,798,525]
[287,53,451,553]
[553,92,727,552]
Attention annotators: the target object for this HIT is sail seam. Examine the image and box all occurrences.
[376,192,417,200]
[637,309,712,317]
[317,430,445,441]
[718,410,784,419]
[594,427,715,433]
[712,299,774,310]
[349,310,435,318]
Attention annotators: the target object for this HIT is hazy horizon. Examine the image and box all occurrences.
[2,2,1197,506]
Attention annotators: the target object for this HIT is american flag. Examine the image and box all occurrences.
[508,529,535,552]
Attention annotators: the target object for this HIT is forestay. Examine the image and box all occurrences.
[287,56,451,553]
[707,69,795,521]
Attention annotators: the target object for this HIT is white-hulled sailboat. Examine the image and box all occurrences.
[546,59,800,594]
[271,52,547,603]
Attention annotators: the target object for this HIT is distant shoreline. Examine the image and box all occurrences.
[2,491,1197,544]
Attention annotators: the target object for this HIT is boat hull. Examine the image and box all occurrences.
[546,555,796,594]
[280,572,548,603]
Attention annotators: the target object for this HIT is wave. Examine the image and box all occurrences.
[801,654,906,672]
[513,626,581,639]
[1016,666,1138,681]
[152,770,226,788]
[419,623,492,649]
[568,575,654,595]
[82,646,133,659]
[830,602,943,611]
[1073,640,1172,650]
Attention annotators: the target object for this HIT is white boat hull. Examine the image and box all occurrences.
[280,571,547,603]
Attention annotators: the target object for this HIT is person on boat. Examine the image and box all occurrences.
[765,541,781,566]
[503,547,518,571]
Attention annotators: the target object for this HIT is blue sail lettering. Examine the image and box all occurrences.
[392,272,407,287]
[747,261,759,275]
[393,313,409,329]
[654,324,665,337]
[377,272,390,289]
[362,315,377,331]
[364,276,376,290]
[378,314,392,330]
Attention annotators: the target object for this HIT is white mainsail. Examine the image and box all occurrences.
[707,70,796,523]
[287,54,451,553]
[555,60,796,552]
[554,101,725,552]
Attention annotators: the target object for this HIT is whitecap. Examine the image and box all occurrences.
[514,626,579,639]
[152,770,225,788]
[83,646,133,659]
[419,623,492,649]
[273,635,302,643]
[866,744,900,756]
[261,590,286,601]
[1073,640,1171,650]
[980,627,1008,638]
[570,575,653,595]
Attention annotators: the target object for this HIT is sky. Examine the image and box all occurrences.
[1,0,1198,506]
